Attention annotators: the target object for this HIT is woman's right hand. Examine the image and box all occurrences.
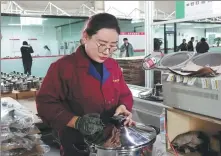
[74,113,104,136]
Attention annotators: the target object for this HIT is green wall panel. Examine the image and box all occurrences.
[176,1,185,19]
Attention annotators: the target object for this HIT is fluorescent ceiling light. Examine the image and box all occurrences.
[8,24,22,26]
[180,23,192,26]
[131,20,144,23]
[193,26,205,29]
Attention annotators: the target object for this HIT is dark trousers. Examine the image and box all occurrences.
[23,61,32,75]
[59,127,89,156]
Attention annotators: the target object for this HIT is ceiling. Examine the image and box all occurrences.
[1,1,94,14]
[1,15,87,27]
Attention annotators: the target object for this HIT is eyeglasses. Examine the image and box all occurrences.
[94,39,118,54]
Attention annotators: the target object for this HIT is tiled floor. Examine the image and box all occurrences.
[17,98,170,156]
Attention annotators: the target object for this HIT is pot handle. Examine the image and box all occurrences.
[110,115,127,127]
[146,124,160,135]
[72,144,90,154]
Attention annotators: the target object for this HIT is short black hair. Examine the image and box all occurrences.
[191,37,194,40]
[183,39,186,42]
[201,38,206,42]
[23,41,28,45]
[84,13,120,37]
[123,38,128,41]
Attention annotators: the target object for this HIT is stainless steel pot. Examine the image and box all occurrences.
[1,73,7,80]
[10,76,19,90]
[9,71,17,76]
[15,78,31,92]
[36,77,43,90]
[1,81,13,94]
[20,73,28,79]
[31,76,40,89]
[83,115,158,156]
[5,74,13,81]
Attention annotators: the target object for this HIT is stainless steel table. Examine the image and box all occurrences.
[132,97,168,128]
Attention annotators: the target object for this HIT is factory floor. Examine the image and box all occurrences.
[18,98,172,156]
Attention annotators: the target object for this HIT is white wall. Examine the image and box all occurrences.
[1,26,58,57]
[206,27,221,45]
[177,28,205,44]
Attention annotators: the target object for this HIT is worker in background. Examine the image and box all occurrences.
[20,41,34,75]
[44,45,51,56]
[36,13,134,156]
[187,37,195,51]
[177,39,188,51]
[120,38,134,57]
[196,37,209,54]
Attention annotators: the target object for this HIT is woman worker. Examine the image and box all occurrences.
[36,13,134,156]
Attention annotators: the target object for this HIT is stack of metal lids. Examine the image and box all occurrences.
[159,51,196,69]
[116,56,145,86]
[191,52,221,67]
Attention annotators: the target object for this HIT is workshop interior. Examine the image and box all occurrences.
[1,1,221,156]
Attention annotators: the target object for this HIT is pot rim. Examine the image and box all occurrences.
[86,122,157,151]
[91,138,156,152]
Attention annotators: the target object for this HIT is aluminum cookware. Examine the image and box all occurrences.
[10,76,19,89]
[9,71,17,76]
[1,73,7,80]
[5,74,13,82]
[36,77,43,90]
[82,115,158,156]
[14,78,31,92]
[1,81,13,94]
[31,76,41,89]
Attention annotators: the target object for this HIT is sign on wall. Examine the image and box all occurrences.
[119,32,145,52]
[176,1,221,19]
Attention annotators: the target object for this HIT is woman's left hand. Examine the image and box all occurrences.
[114,105,135,126]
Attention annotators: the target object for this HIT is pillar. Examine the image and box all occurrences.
[94,1,104,13]
[144,1,154,88]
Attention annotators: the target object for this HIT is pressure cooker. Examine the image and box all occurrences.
[36,77,43,90]
[9,71,17,76]
[77,115,159,156]
[1,81,13,94]
[14,78,31,92]
[5,74,13,82]
[19,73,28,79]
[1,73,7,80]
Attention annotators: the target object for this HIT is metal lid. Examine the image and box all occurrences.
[191,52,221,67]
[159,51,196,69]
[85,115,157,151]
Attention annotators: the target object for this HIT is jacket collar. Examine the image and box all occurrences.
[75,45,113,69]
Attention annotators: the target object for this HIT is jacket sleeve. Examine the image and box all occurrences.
[196,43,199,52]
[130,44,134,56]
[120,45,125,52]
[187,41,191,50]
[117,64,133,112]
[177,44,181,51]
[36,62,74,131]
[29,46,34,53]
[206,43,209,51]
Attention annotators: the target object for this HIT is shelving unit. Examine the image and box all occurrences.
[166,107,221,155]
